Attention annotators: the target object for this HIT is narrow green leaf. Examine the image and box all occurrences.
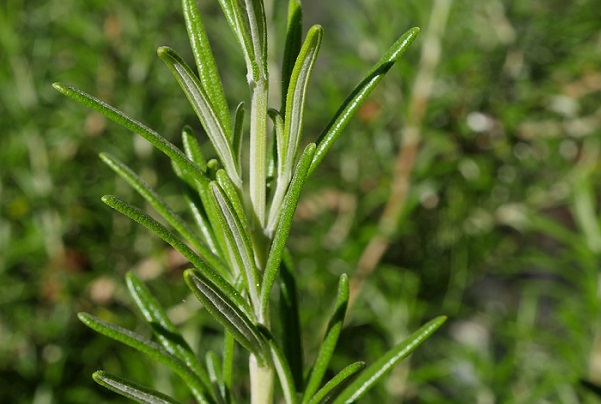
[125,272,213,396]
[283,24,322,176]
[279,256,304,391]
[52,82,208,187]
[216,169,247,226]
[303,274,349,402]
[206,351,227,404]
[93,370,182,404]
[209,182,261,311]
[79,313,209,403]
[309,27,420,175]
[247,0,268,74]
[332,316,447,404]
[195,177,233,266]
[261,143,316,319]
[184,269,268,364]
[100,153,227,275]
[306,362,365,404]
[215,0,237,36]
[216,0,259,80]
[267,109,284,204]
[186,191,223,259]
[182,0,232,138]
[267,134,277,199]
[182,126,207,170]
[101,195,251,317]
[267,108,286,183]
[232,102,245,167]
[268,26,322,229]
[222,331,236,398]
[169,172,223,262]
[281,0,303,111]
[259,327,297,404]
[158,47,241,187]
[220,0,269,231]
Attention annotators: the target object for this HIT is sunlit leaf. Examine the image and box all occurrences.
[93,370,182,404]
[303,274,349,402]
[333,316,446,403]
[310,27,419,174]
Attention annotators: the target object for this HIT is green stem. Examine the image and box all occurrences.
[249,77,269,230]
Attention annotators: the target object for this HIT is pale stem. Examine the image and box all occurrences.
[249,78,269,230]
[250,354,274,404]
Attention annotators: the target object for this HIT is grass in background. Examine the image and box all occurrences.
[1,0,601,402]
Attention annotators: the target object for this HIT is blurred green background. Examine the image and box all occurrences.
[2,0,601,402]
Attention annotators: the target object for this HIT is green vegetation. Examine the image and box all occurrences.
[2,0,601,402]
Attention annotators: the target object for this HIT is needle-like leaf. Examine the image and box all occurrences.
[52,82,208,187]
[216,169,247,226]
[209,181,261,311]
[182,0,232,139]
[268,25,322,229]
[279,256,304,391]
[306,362,365,404]
[100,152,227,275]
[261,143,316,319]
[195,171,233,263]
[332,316,447,404]
[303,274,349,403]
[205,351,227,404]
[93,370,182,404]
[247,0,268,74]
[267,108,285,181]
[182,126,207,170]
[232,102,245,168]
[101,195,252,317]
[79,313,209,403]
[184,269,268,365]
[283,24,322,174]
[216,0,259,80]
[125,272,214,397]
[158,46,241,187]
[281,0,303,111]
[310,27,420,175]
[222,331,236,398]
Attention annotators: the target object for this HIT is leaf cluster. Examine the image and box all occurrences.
[53,0,444,402]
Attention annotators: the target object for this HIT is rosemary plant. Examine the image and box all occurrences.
[54,0,445,402]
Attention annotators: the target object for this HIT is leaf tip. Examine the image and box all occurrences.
[156,46,171,59]
[340,273,349,282]
[309,24,324,36]
[183,268,196,284]
[98,152,110,163]
[125,271,138,286]
[77,312,91,323]
[92,370,105,381]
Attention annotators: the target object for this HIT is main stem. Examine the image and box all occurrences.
[246,2,274,400]
[249,77,269,229]
[250,354,274,404]
[249,75,272,404]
